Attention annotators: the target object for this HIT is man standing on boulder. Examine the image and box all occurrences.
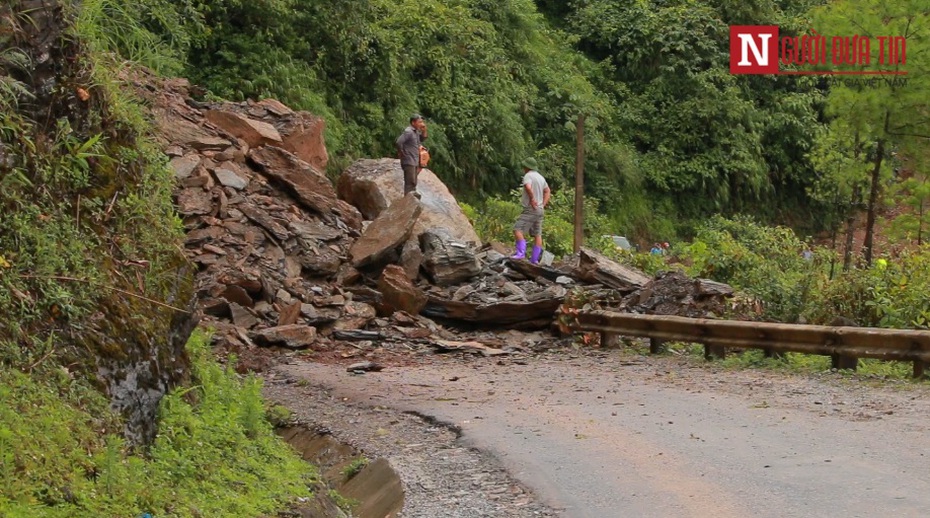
[395,113,428,198]
[511,157,550,264]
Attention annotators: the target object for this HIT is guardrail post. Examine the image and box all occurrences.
[649,338,666,354]
[601,331,619,348]
[831,354,858,371]
[763,348,783,359]
[914,360,926,379]
[704,343,726,360]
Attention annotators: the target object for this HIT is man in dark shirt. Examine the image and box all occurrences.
[395,113,428,197]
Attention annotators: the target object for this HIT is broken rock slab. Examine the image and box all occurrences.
[423,289,565,329]
[279,113,329,171]
[349,193,422,268]
[252,324,317,349]
[213,163,249,190]
[176,188,214,216]
[170,153,202,179]
[337,158,480,245]
[378,264,428,316]
[249,146,336,215]
[205,109,282,148]
[400,239,423,280]
[574,247,651,292]
[420,228,480,287]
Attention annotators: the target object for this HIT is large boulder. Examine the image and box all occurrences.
[337,158,480,245]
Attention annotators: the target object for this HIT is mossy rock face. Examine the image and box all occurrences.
[2,1,199,446]
[76,261,198,445]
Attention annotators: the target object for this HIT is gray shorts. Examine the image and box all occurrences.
[513,208,544,236]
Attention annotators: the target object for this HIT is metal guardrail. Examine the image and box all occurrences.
[563,310,930,378]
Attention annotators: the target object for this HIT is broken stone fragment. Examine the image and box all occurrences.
[248,146,336,215]
[333,301,376,331]
[251,324,317,349]
[298,248,342,277]
[188,136,232,151]
[575,248,650,292]
[400,239,424,280]
[378,264,428,316]
[279,113,328,170]
[349,193,422,268]
[346,361,383,373]
[213,164,249,190]
[230,302,260,329]
[204,109,282,148]
[300,304,340,326]
[170,153,202,179]
[221,285,254,308]
[176,188,214,215]
[258,98,294,117]
[420,228,480,287]
[278,301,302,326]
[239,204,289,241]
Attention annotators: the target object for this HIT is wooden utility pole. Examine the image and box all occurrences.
[573,114,586,254]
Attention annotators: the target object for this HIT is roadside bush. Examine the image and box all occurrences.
[803,248,930,329]
[680,215,817,321]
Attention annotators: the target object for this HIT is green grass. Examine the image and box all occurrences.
[341,456,370,481]
[662,343,923,382]
[0,330,316,517]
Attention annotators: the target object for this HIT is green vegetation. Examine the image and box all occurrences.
[0,0,187,355]
[68,0,925,250]
[0,330,316,517]
[1,2,318,515]
[108,0,824,241]
[328,489,360,514]
[342,456,370,480]
[661,342,916,381]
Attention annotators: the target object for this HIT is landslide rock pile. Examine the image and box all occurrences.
[137,73,739,370]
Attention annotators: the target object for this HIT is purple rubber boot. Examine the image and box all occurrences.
[530,245,543,264]
[511,239,527,259]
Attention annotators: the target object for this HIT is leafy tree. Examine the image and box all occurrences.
[565,0,824,218]
[811,0,930,265]
[888,169,930,246]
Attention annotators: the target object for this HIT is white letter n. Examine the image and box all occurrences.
[738,34,771,66]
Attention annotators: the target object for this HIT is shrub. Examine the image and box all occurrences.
[680,215,817,321]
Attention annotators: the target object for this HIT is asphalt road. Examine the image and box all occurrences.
[280,354,930,518]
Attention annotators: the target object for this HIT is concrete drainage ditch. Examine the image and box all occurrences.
[278,426,405,518]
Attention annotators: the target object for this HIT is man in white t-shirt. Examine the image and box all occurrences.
[511,157,551,264]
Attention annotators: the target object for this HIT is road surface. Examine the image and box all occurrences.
[277,351,930,518]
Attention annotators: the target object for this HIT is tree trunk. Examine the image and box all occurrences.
[917,198,924,246]
[573,114,585,253]
[862,111,891,266]
[843,130,863,272]
[830,211,839,279]
[843,192,857,272]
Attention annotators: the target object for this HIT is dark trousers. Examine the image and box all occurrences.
[402,164,418,195]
